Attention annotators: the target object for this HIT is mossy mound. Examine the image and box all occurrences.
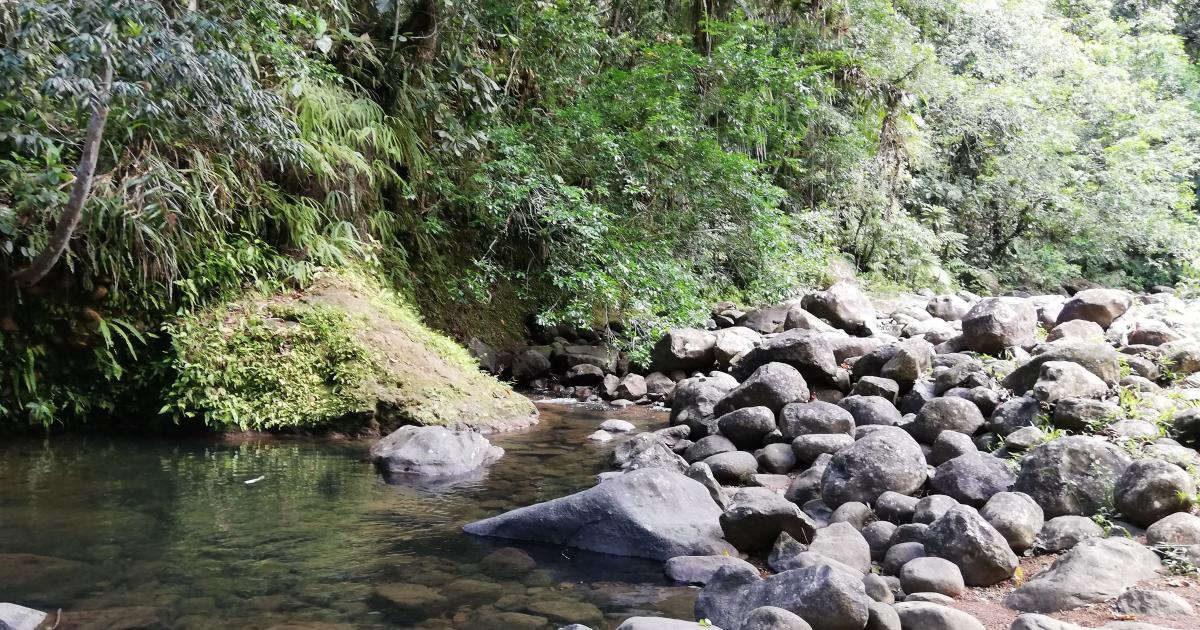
[164,272,537,433]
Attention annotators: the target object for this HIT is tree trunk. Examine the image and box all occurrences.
[12,63,113,288]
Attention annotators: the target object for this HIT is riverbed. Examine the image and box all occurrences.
[0,403,695,629]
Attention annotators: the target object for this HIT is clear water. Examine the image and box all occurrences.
[0,404,697,629]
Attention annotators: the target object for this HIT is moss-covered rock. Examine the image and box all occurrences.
[164,272,537,433]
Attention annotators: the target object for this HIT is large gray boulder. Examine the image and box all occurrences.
[1002,342,1121,393]
[734,329,840,385]
[1014,436,1132,518]
[925,506,1018,586]
[802,282,877,333]
[1035,515,1104,552]
[1116,589,1195,617]
[806,522,873,574]
[652,328,717,373]
[893,602,985,630]
[989,395,1040,436]
[613,433,688,473]
[1114,458,1197,527]
[880,338,935,385]
[715,327,763,367]
[671,374,739,437]
[716,406,779,450]
[779,401,855,439]
[742,606,813,630]
[928,295,971,321]
[837,395,903,427]
[1146,512,1200,545]
[1005,537,1163,612]
[899,557,966,598]
[909,397,986,443]
[370,425,504,478]
[821,428,927,507]
[1056,289,1132,330]
[962,297,1037,353]
[1032,361,1108,403]
[665,554,759,586]
[980,492,1044,553]
[930,453,1016,507]
[721,488,818,552]
[716,363,809,416]
[706,450,760,484]
[697,564,870,630]
[463,468,733,560]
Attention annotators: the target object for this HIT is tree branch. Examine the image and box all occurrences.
[12,62,113,288]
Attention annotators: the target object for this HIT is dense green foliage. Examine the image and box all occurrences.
[1,0,1198,426]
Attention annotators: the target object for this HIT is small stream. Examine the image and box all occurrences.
[0,403,696,629]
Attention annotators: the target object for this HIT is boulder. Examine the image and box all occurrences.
[1036,515,1104,552]
[555,344,619,373]
[866,601,902,630]
[645,372,676,401]
[821,428,928,507]
[837,396,903,427]
[706,450,760,484]
[1046,319,1105,343]
[914,495,959,525]
[806,522,873,574]
[899,557,966,598]
[652,328,717,373]
[929,430,977,466]
[1002,342,1121,392]
[613,433,688,473]
[903,318,958,345]
[925,506,1018,586]
[850,376,901,402]
[600,419,636,433]
[962,297,1037,353]
[791,433,854,466]
[930,453,1016,507]
[893,602,985,630]
[1015,436,1131,518]
[1114,458,1197,527]
[370,426,504,478]
[671,375,738,437]
[909,397,986,443]
[734,330,840,385]
[928,295,971,321]
[742,606,813,630]
[721,488,819,552]
[883,542,927,575]
[697,564,870,630]
[687,462,729,509]
[717,406,779,450]
[1056,289,1132,330]
[1052,397,1119,431]
[1115,589,1194,617]
[716,363,809,416]
[802,282,877,333]
[686,435,738,462]
[615,374,648,400]
[1146,512,1200,545]
[463,468,732,560]
[1032,361,1108,404]
[980,492,1044,553]
[1005,537,1163,612]
[743,304,793,335]
[786,305,838,332]
[512,350,552,382]
[881,338,935,385]
[989,395,1039,436]
[714,327,764,367]
[665,555,759,586]
[779,401,856,439]
[757,443,798,474]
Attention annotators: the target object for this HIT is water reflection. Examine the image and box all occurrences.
[0,404,695,629]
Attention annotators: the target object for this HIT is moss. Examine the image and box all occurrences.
[163,270,537,433]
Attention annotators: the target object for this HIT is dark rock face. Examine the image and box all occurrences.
[909,397,986,443]
[716,363,809,416]
[930,453,1016,507]
[464,468,733,561]
[721,488,818,552]
[511,350,552,382]
[962,297,1037,353]
[1114,458,1197,527]
[370,426,504,478]
[652,328,716,373]
[1005,537,1163,613]
[1056,288,1132,330]
[696,564,870,630]
[924,506,1018,587]
[821,428,927,507]
[1014,436,1132,518]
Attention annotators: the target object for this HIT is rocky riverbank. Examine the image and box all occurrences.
[458,283,1200,629]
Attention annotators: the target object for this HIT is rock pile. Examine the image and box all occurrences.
[467,282,1200,630]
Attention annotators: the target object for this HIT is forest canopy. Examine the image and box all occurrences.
[1,0,1198,424]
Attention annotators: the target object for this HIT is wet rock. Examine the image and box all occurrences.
[909,397,985,444]
[821,428,928,507]
[837,396,903,427]
[742,605,813,630]
[665,555,758,586]
[370,426,504,478]
[1057,289,1132,330]
[1006,537,1163,612]
[1114,458,1197,527]
[716,363,809,416]
[779,401,856,439]
[924,506,1018,586]
[373,583,448,613]
[653,328,717,373]
[1036,515,1104,552]
[980,492,1043,553]
[512,350,551,382]
[962,297,1037,354]
[893,602,985,630]
[1032,361,1108,403]
[1014,436,1132,518]
[899,557,966,598]
[1115,589,1194,617]
[464,468,732,560]
[526,598,604,627]
[716,406,779,450]
[705,450,760,484]
[587,429,614,442]
[721,488,818,552]
[479,547,536,578]
[930,453,1016,507]
[600,419,636,433]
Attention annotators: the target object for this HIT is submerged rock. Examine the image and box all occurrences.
[370,425,503,478]
[464,468,732,561]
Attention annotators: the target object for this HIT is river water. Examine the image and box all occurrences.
[0,403,696,629]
